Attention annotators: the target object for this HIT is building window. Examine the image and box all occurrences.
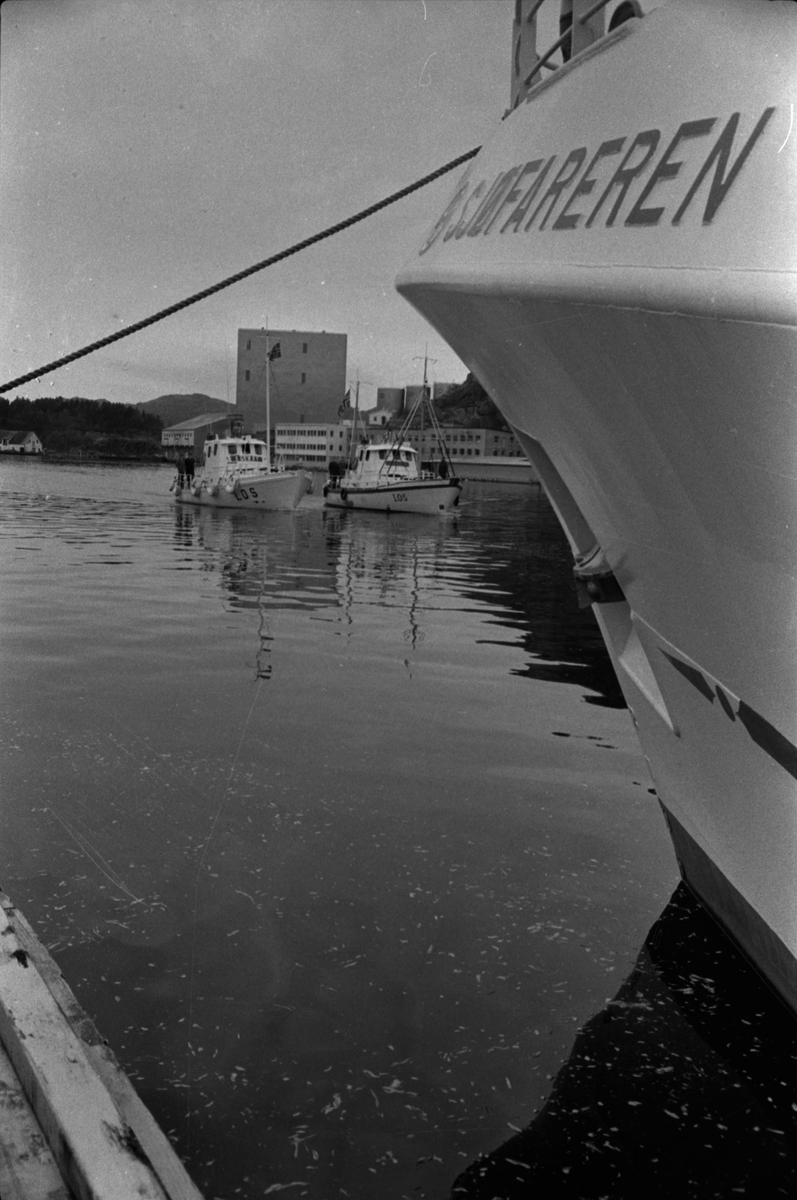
[301,373,306,384]
[302,343,308,353]
[246,339,251,351]
[245,370,250,381]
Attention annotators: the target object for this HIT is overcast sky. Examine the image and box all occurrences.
[1,0,520,409]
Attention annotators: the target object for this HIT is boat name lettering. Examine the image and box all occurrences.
[392,492,409,502]
[419,108,775,253]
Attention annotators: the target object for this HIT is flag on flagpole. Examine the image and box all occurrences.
[268,342,281,361]
[337,389,352,417]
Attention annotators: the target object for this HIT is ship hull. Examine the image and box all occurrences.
[397,2,797,1011]
[323,478,461,514]
[174,470,308,510]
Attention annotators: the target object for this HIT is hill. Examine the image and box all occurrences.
[433,374,509,431]
[137,393,232,428]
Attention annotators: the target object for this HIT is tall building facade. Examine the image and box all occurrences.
[236,329,347,433]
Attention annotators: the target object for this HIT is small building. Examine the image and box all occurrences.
[161,413,243,460]
[0,430,44,455]
[274,423,352,469]
[366,408,393,430]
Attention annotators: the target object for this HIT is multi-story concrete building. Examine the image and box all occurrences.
[274,422,352,469]
[236,329,347,433]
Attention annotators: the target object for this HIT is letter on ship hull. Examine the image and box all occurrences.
[397,0,797,1013]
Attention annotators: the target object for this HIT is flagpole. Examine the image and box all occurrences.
[265,328,271,468]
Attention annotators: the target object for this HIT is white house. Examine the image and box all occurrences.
[0,430,44,455]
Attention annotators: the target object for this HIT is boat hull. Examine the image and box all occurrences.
[174,470,309,510]
[323,478,461,514]
[397,2,797,1011]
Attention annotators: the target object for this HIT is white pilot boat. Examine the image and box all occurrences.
[323,439,461,514]
[172,433,309,510]
[397,1,797,1015]
[172,330,310,511]
[323,382,462,515]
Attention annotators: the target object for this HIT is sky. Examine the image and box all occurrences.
[1,0,519,410]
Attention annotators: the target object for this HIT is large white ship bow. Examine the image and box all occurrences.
[397,0,797,1012]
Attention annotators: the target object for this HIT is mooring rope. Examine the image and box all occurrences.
[0,146,479,395]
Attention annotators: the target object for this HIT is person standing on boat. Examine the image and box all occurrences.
[185,453,195,483]
[176,454,186,487]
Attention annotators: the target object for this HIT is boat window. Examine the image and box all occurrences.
[212,443,218,456]
[379,450,387,460]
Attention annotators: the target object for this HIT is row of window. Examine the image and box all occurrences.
[278,427,339,437]
[244,371,307,383]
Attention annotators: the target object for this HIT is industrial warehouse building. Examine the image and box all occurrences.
[236,329,347,433]
[161,412,241,459]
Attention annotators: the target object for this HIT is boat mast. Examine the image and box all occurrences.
[349,377,360,468]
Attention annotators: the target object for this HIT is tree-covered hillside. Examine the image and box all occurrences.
[434,374,509,430]
[0,396,163,458]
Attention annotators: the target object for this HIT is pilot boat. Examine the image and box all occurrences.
[397,0,797,1014]
[322,439,461,514]
[172,433,309,510]
[323,382,462,514]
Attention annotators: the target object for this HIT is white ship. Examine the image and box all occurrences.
[323,377,462,514]
[172,332,310,511]
[397,0,797,1014]
[172,433,310,510]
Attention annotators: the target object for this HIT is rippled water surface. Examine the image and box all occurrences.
[0,458,678,1198]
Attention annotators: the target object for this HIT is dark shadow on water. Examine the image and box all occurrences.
[451,882,797,1198]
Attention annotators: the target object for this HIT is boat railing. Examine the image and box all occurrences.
[511,0,641,109]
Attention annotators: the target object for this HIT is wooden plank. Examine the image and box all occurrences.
[5,897,203,1200]
[0,1041,71,1200]
[0,900,171,1200]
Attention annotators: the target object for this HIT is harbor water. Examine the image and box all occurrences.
[2,458,683,1197]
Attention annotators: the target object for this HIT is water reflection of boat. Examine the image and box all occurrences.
[452,882,797,1198]
[180,504,340,679]
[397,0,797,1018]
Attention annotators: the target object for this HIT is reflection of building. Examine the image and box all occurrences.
[0,430,43,454]
[236,329,347,433]
[274,423,352,468]
[161,413,241,459]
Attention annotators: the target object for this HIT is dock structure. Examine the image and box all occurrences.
[0,890,203,1200]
